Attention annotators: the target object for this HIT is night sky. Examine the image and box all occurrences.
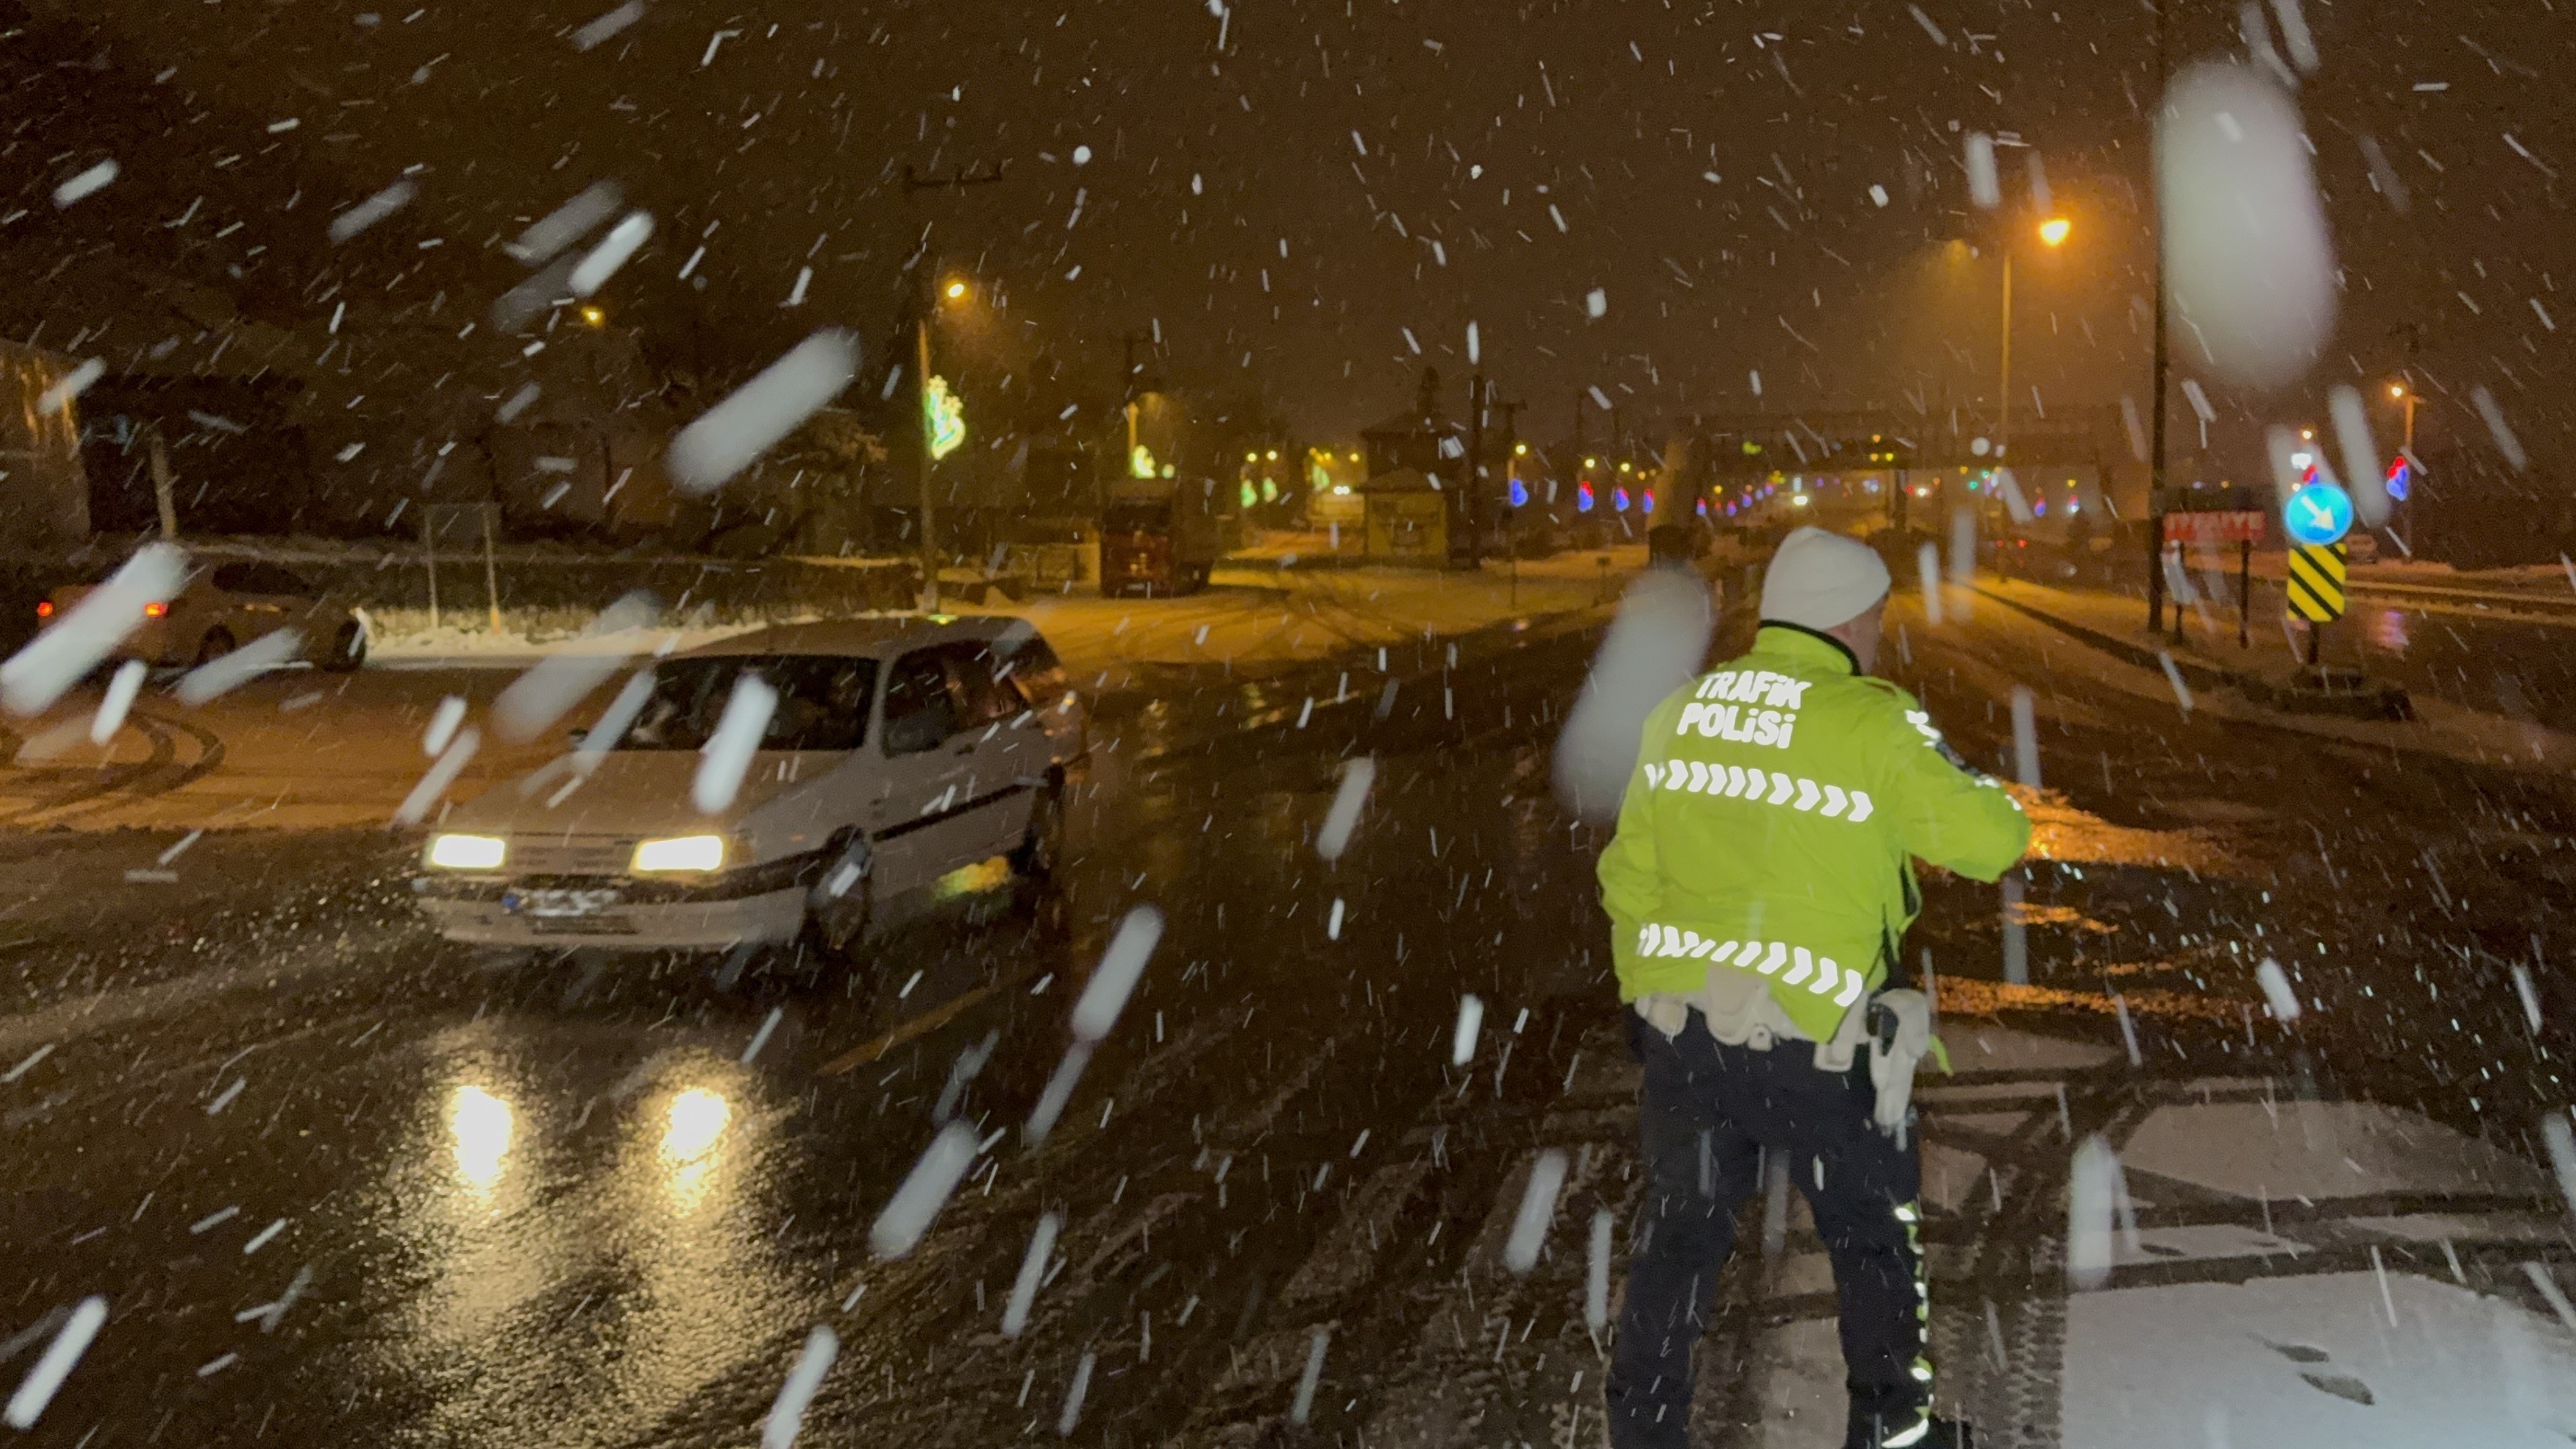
[16,0,2575,479]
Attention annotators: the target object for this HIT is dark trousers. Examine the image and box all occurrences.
[1606,1008,1929,1449]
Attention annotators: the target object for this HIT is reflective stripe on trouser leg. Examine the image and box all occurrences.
[1804,1157,1929,1448]
[1882,1201,1933,1447]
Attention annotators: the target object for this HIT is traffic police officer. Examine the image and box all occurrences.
[1598,527,2032,1449]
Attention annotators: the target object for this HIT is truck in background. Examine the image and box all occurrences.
[1100,475,1227,596]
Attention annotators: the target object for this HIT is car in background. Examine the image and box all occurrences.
[40,560,367,671]
[410,615,1085,983]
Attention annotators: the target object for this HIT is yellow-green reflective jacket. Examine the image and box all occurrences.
[1598,623,2033,1040]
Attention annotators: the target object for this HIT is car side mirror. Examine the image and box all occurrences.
[566,727,588,746]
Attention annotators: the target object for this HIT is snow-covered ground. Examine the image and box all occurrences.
[1971,577,2576,776]
[955,549,1647,692]
[0,548,1650,832]
[1328,1016,2576,1448]
[364,548,1648,685]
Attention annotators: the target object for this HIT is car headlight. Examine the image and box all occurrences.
[425,834,507,870]
[632,834,726,872]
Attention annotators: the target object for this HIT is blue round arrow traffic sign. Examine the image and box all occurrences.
[2283,482,2354,547]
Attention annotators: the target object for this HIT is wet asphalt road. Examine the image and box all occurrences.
[1,594,2572,1447]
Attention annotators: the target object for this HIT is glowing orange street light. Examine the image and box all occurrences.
[2038,217,2071,247]
[943,280,968,301]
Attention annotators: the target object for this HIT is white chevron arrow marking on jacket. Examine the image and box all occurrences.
[1833,967,1865,1007]
[1757,941,1789,976]
[1808,956,1840,995]
[1650,760,1884,830]
[1732,940,1765,968]
[1782,946,1815,986]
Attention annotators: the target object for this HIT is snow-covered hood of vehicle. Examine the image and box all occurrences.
[443,748,848,842]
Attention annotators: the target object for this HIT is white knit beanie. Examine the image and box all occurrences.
[1759,527,1891,631]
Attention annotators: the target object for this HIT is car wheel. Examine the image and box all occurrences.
[1009,779,1066,881]
[321,621,366,673]
[192,628,236,668]
[795,839,876,996]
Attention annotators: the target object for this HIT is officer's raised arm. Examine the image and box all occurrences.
[1873,689,2034,884]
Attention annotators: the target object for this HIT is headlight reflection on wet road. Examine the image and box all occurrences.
[446,1083,514,1193]
[661,1087,731,1164]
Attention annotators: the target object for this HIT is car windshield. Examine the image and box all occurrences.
[612,655,876,752]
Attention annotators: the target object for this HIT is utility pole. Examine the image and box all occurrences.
[1998,250,2014,459]
[1120,330,1161,469]
[2146,0,2174,636]
[1493,397,1526,607]
[143,425,179,542]
[915,269,938,611]
[1461,372,1489,569]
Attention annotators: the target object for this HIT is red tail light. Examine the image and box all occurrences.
[143,601,168,618]
[34,600,51,618]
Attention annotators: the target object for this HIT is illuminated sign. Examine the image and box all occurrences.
[1508,478,1529,508]
[1576,482,1595,513]
[2385,457,2411,502]
[1131,444,1160,479]
[923,375,966,461]
[2283,482,2354,546]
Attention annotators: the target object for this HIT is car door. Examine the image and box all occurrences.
[938,643,1040,866]
[867,646,972,897]
[196,563,258,649]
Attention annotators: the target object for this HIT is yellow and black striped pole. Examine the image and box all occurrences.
[2285,542,2348,667]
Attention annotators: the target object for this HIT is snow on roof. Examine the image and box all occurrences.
[681,613,1037,659]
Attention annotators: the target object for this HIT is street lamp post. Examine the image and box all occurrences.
[916,273,940,612]
[1996,215,2070,462]
[913,275,973,612]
